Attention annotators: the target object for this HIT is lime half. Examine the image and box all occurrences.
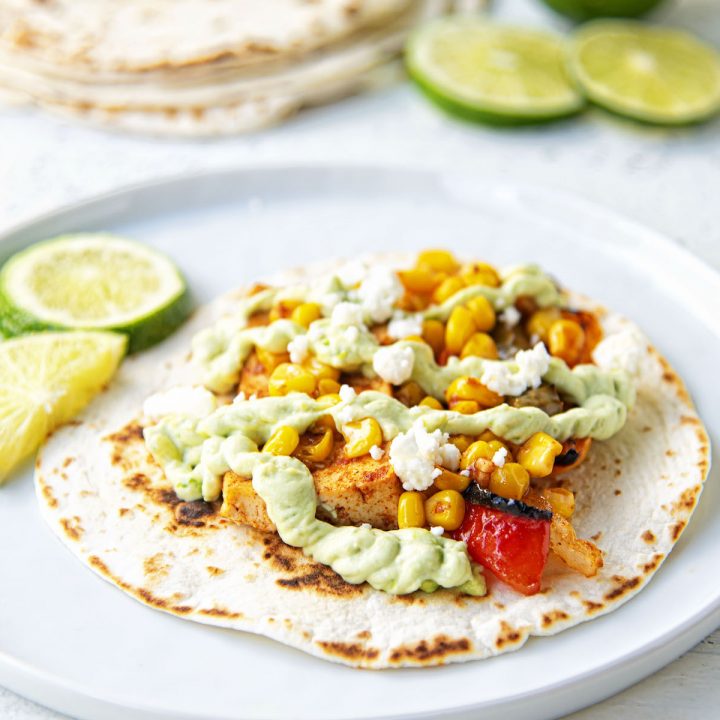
[406,18,584,124]
[570,21,720,124]
[0,331,126,482]
[542,0,665,21]
[0,234,192,352]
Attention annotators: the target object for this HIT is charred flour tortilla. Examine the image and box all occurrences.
[35,256,709,668]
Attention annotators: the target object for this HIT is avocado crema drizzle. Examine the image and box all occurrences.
[144,265,635,596]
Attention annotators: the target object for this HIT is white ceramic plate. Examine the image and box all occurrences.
[0,166,717,720]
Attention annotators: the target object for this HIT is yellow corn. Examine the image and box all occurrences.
[317,378,341,395]
[422,319,446,356]
[313,413,338,431]
[295,429,334,464]
[419,396,443,410]
[342,417,383,458]
[303,356,341,381]
[460,332,498,360]
[396,381,424,408]
[433,469,471,493]
[461,262,501,288]
[445,306,477,355]
[269,299,301,322]
[487,439,514,462]
[461,440,494,470]
[489,463,530,500]
[398,491,426,529]
[397,292,430,313]
[316,394,341,409]
[548,319,586,367]
[256,346,290,372]
[263,426,300,456]
[417,249,459,274]
[268,363,317,396]
[445,376,503,408]
[449,434,474,453]
[527,308,561,343]
[449,400,480,414]
[425,489,466,531]
[543,487,575,518]
[432,276,465,304]
[290,302,322,328]
[516,432,563,478]
[479,429,499,442]
[465,296,496,332]
[398,268,442,294]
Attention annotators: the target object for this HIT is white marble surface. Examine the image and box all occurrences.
[0,0,718,718]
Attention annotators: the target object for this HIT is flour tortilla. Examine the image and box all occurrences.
[35,255,710,668]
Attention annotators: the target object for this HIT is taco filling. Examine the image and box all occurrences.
[144,250,638,597]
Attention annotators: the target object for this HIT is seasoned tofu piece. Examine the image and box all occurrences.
[220,441,402,532]
[238,350,274,398]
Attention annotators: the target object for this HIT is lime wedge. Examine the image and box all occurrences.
[542,0,665,21]
[0,331,126,482]
[569,21,720,124]
[406,18,584,124]
[0,234,192,352]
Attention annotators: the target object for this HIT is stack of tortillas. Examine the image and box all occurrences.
[0,0,485,136]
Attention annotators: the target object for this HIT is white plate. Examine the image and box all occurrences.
[0,166,717,720]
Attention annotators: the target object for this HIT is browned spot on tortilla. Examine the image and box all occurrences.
[642,426,652,433]
[118,507,130,517]
[681,415,700,426]
[583,600,603,613]
[641,553,664,574]
[59,516,83,541]
[198,607,243,620]
[542,610,570,629]
[390,635,472,664]
[260,534,299,573]
[655,353,691,404]
[671,520,686,541]
[673,486,701,515]
[591,531,603,542]
[614,469,622,478]
[604,575,641,601]
[62,456,75,468]
[175,501,214,526]
[495,622,523,650]
[356,630,372,641]
[666,449,676,457]
[276,564,364,598]
[105,421,144,445]
[143,553,170,579]
[642,530,656,544]
[390,593,426,606]
[318,641,380,663]
[494,602,506,610]
[614,489,622,496]
[206,566,225,576]
[38,479,58,508]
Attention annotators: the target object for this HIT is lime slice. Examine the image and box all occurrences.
[541,0,665,21]
[406,18,584,124]
[0,331,126,482]
[0,234,192,352]
[570,21,720,124]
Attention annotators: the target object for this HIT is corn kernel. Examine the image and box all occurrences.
[397,292,430,312]
[316,394,341,410]
[417,249,459,274]
[449,434,474,453]
[479,429,499,442]
[460,332,499,360]
[396,381,424,408]
[517,432,563,478]
[290,302,322,328]
[543,487,575,518]
[398,491,426,529]
[295,429,334,464]
[445,376,503,408]
[461,262,501,288]
[487,439,514,462]
[489,463,530,500]
[269,299,301,322]
[419,396,443,410]
[342,417,383,458]
[548,319,586,367]
[461,440,494,470]
[433,276,465,304]
[268,363,317,396]
[425,490,466,531]
[445,306,477,355]
[317,378,341,395]
[422,319,445,355]
[256,347,290,373]
[465,296,496,332]
[527,308,561,343]
[449,400,480,414]
[313,412,338,431]
[398,268,442,294]
[303,356,341,381]
[433,469,471,493]
[263,426,300,456]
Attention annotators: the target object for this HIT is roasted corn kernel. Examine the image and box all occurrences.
[526,308,561,343]
[460,332,499,360]
[461,262,500,288]
[269,299,301,322]
[397,292,430,313]
[316,394,341,410]
[303,356,341,381]
[263,426,300,456]
[419,396,443,410]
[317,378,341,395]
[465,296,496,332]
[256,347,290,372]
[445,376,504,408]
[445,306,477,355]
[432,276,465,304]
[398,491,426,529]
[417,249,459,274]
[487,439,513,462]
[433,469,471,493]
[290,302,322,328]
[449,400,480,414]
[342,417,383,458]
[460,440,494,470]
[449,434,474,453]
[425,489,466,531]
[422,319,446,356]
[396,381,424,408]
[517,432,564,478]
[543,487,575,518]
[548,319,586,367]
[489,463,530,500]
[398,268,442,294]
[313,412,338,431]
[295,429,334,464]
[268,363,317,396]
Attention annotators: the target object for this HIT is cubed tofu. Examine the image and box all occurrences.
[238,350,271,398]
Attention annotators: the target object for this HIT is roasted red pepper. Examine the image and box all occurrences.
[455,503,551,596]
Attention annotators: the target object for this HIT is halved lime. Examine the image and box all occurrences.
[0,331,126,482]
[541,0,665,22]
[569,21,720,124]
[0,234,192,352]
[406,18,585,124]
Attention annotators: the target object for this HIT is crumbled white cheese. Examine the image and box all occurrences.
[389,422,461,492]
[287,334,310,364]
[480,343,550,396]
[143,386,217,420]
[500,306,521,327]
[430,526,445,537]
[331,301,366,328]
[387,312,423,340]
[360,522,372,530]
[372,345,415,385]
[492,446,508,467]
[233,391,247,404]
[460,469,471,477]
[358,267,404,323]
[344,325,360,342]
[337,261,369,287]
[592,330,645,377]
[339,384,357,403]
[369,445,385,460]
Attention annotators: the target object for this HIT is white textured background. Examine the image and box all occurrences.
[1,0,718,717]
